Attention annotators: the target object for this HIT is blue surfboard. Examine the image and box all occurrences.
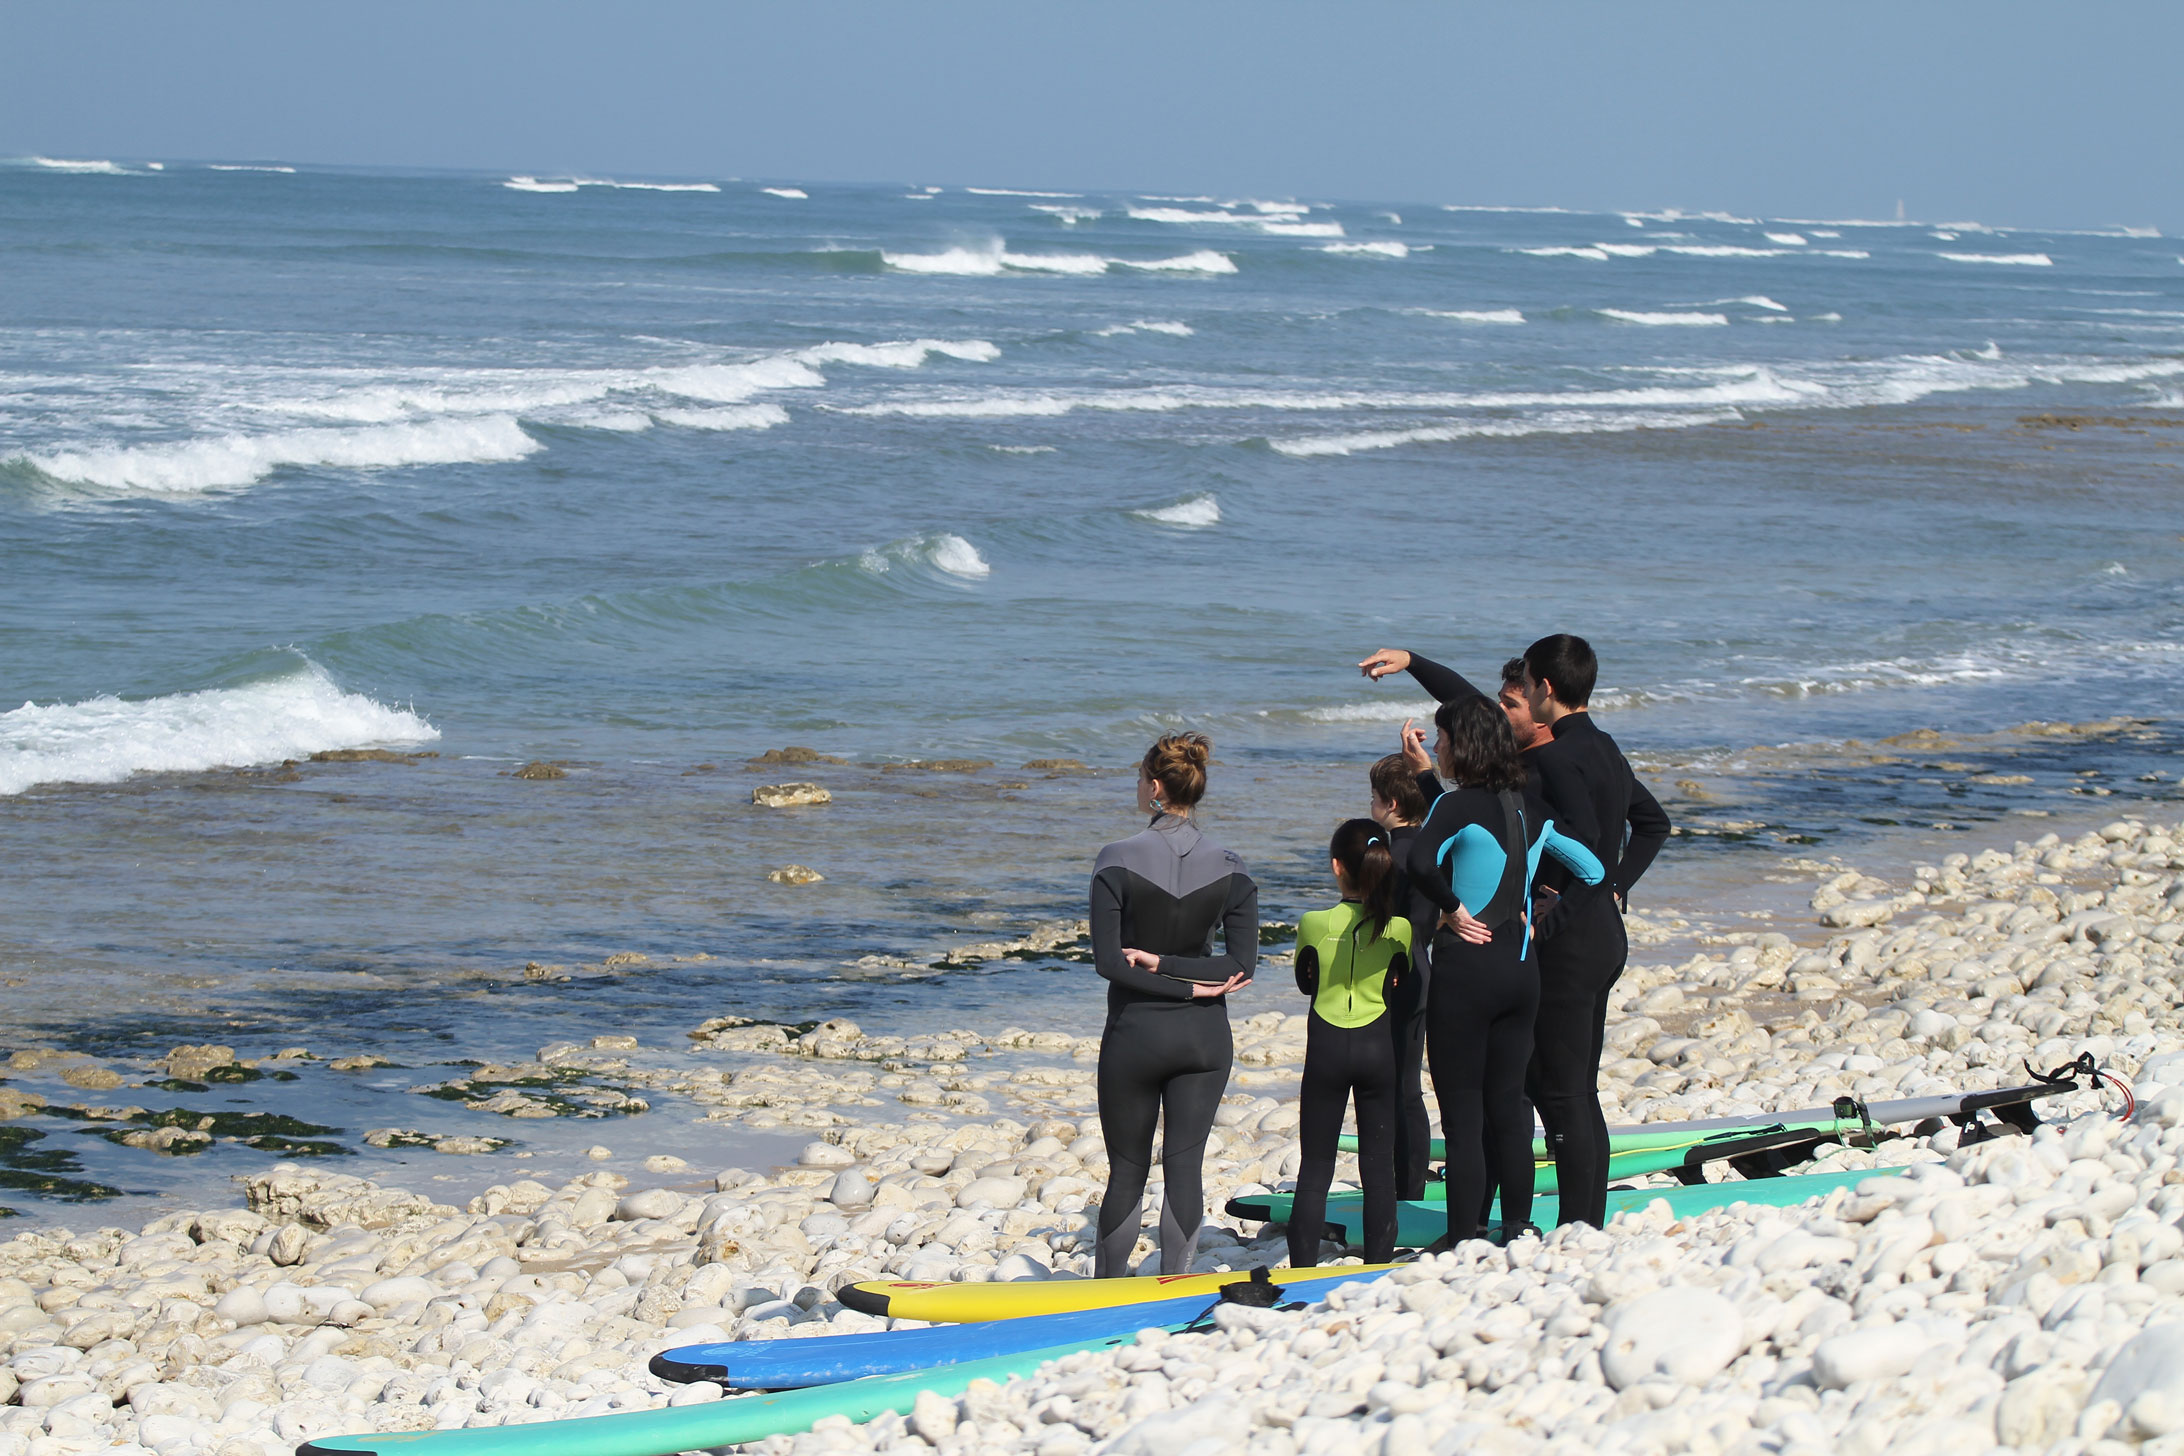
[649,1266,1389,1389]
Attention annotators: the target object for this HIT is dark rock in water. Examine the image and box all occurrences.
[748,746,846,766]
[883,759,993,773]
[1024,758,1093,774]
[311,748,433,763]
[511,761,568,780]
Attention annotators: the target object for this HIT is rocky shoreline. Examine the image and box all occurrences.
[4,815,2183,1456]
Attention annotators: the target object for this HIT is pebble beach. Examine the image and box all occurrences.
[7,811,2184,1456]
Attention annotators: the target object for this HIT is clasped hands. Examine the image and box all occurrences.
[1121,948,1251,998]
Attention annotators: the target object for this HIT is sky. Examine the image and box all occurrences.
[5,2,2181,231]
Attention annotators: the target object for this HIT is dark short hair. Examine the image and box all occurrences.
[1522,634,1597,708]
[1431,695,1525,792]
[1499,656,1528,689]
[1368,754,1426,823]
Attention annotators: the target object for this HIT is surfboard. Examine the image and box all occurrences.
[836,1260,1401,1323]
[1226,1164,1905,1247]
[299,1334,1129,1456]
[651,1267,1389,1389]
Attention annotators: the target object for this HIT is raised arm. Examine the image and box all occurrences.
[1618,777,1672,899]
[1154,875,1260,985]
[1406,652,1488,704]
[1090,867,1194,1001]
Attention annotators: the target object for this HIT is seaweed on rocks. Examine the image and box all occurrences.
[0,1126,125,1200]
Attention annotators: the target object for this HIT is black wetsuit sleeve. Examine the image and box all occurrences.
[1414,768,1443,804]
[1407,797,1461,916]
[1294,945,1318,998]
[1152,876,1259,985]
[1404,653,1487,704]
[1619,777,1672,899]
[1090,867,1196,1002]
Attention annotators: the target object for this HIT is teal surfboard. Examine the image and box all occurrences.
[1227,1164,1904,1247]
[302,1333,1141,1456]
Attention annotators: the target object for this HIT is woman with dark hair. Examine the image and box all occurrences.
[1286,818,1411,1267]
[1088,732,1258,1277]
[1408,696,1602,1245]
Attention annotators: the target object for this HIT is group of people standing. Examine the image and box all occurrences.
[1086,634,1672,1277]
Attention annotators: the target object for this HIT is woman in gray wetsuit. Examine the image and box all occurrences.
[1089,733,1258,1277]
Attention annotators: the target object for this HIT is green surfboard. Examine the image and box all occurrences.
[1227,1164,1903,1247]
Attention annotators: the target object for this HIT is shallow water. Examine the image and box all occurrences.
[2,160,2181,1218]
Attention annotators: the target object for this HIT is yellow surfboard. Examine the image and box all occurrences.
[837,1263,1399,1323]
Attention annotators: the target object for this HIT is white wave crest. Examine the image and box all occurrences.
[1029,205,1105,224]
[582,178,720,192]
[1131,494,1220,527]
[1521,246,1609,261]
[1126,207,1342,237]
[1093,320,1195,337]
[0,663,439,796]
[1269,408,1741,458]
[860,533,991,579]
[1598,309,1730,326]
[761,187,809,199]
[1296,699,1438,724]
[1940,252,2053,266]
[882,240,1234,276]
[503,176,580,193]
[1421,309,1525,324]
[1119,251,1236,274]
[965,187,1080,198]
[1764,232,1808,245]
[1318,241,1409,258]
[651,404,790,431]
[208,164,296,174]
[25,156,135,175]
[18,415,540,494]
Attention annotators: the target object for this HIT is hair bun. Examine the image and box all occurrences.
[1142,732,1212,808]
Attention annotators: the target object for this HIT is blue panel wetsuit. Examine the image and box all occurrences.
[1409,785,1601,1241]
[1089,812,1258,1277]
[1287,902,1412,1267]
[1399,652,1669,1228]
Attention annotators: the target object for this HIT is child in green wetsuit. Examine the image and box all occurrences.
[1287,818,1412,1267]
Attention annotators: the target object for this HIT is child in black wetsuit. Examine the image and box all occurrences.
[1369,754,1436,1201]
[1287,818,1412,1268]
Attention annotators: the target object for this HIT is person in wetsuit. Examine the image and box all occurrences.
[1408,695,1602,1244]
[1287,818,1412,1267]
[1089,732,1258,1278]
[1514,635,1671,1227]
[1368,755,1435,1201]
[1361,638,1670,1228]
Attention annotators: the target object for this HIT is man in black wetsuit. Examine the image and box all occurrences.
[1359,636,1671,1227]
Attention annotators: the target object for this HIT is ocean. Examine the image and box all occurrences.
[2,156,2180,1221]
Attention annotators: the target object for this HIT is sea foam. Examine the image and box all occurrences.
[1941,252,2054,266]
[24,156,136,175]
[0,662,438,796]
[1318,241,1409,258]
[1130,494,1220,527]
[761,187,809,199]
[18,415,541,494]
[858,533,992,579]
[881,241,1233,276]
[1598,309,1731,326]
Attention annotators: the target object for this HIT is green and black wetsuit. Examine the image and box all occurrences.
[1287,901,1412,1267]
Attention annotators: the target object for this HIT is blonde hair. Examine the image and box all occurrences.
[1141,732,1211,809]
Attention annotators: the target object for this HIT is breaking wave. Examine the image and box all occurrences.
[0,662,438,796]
